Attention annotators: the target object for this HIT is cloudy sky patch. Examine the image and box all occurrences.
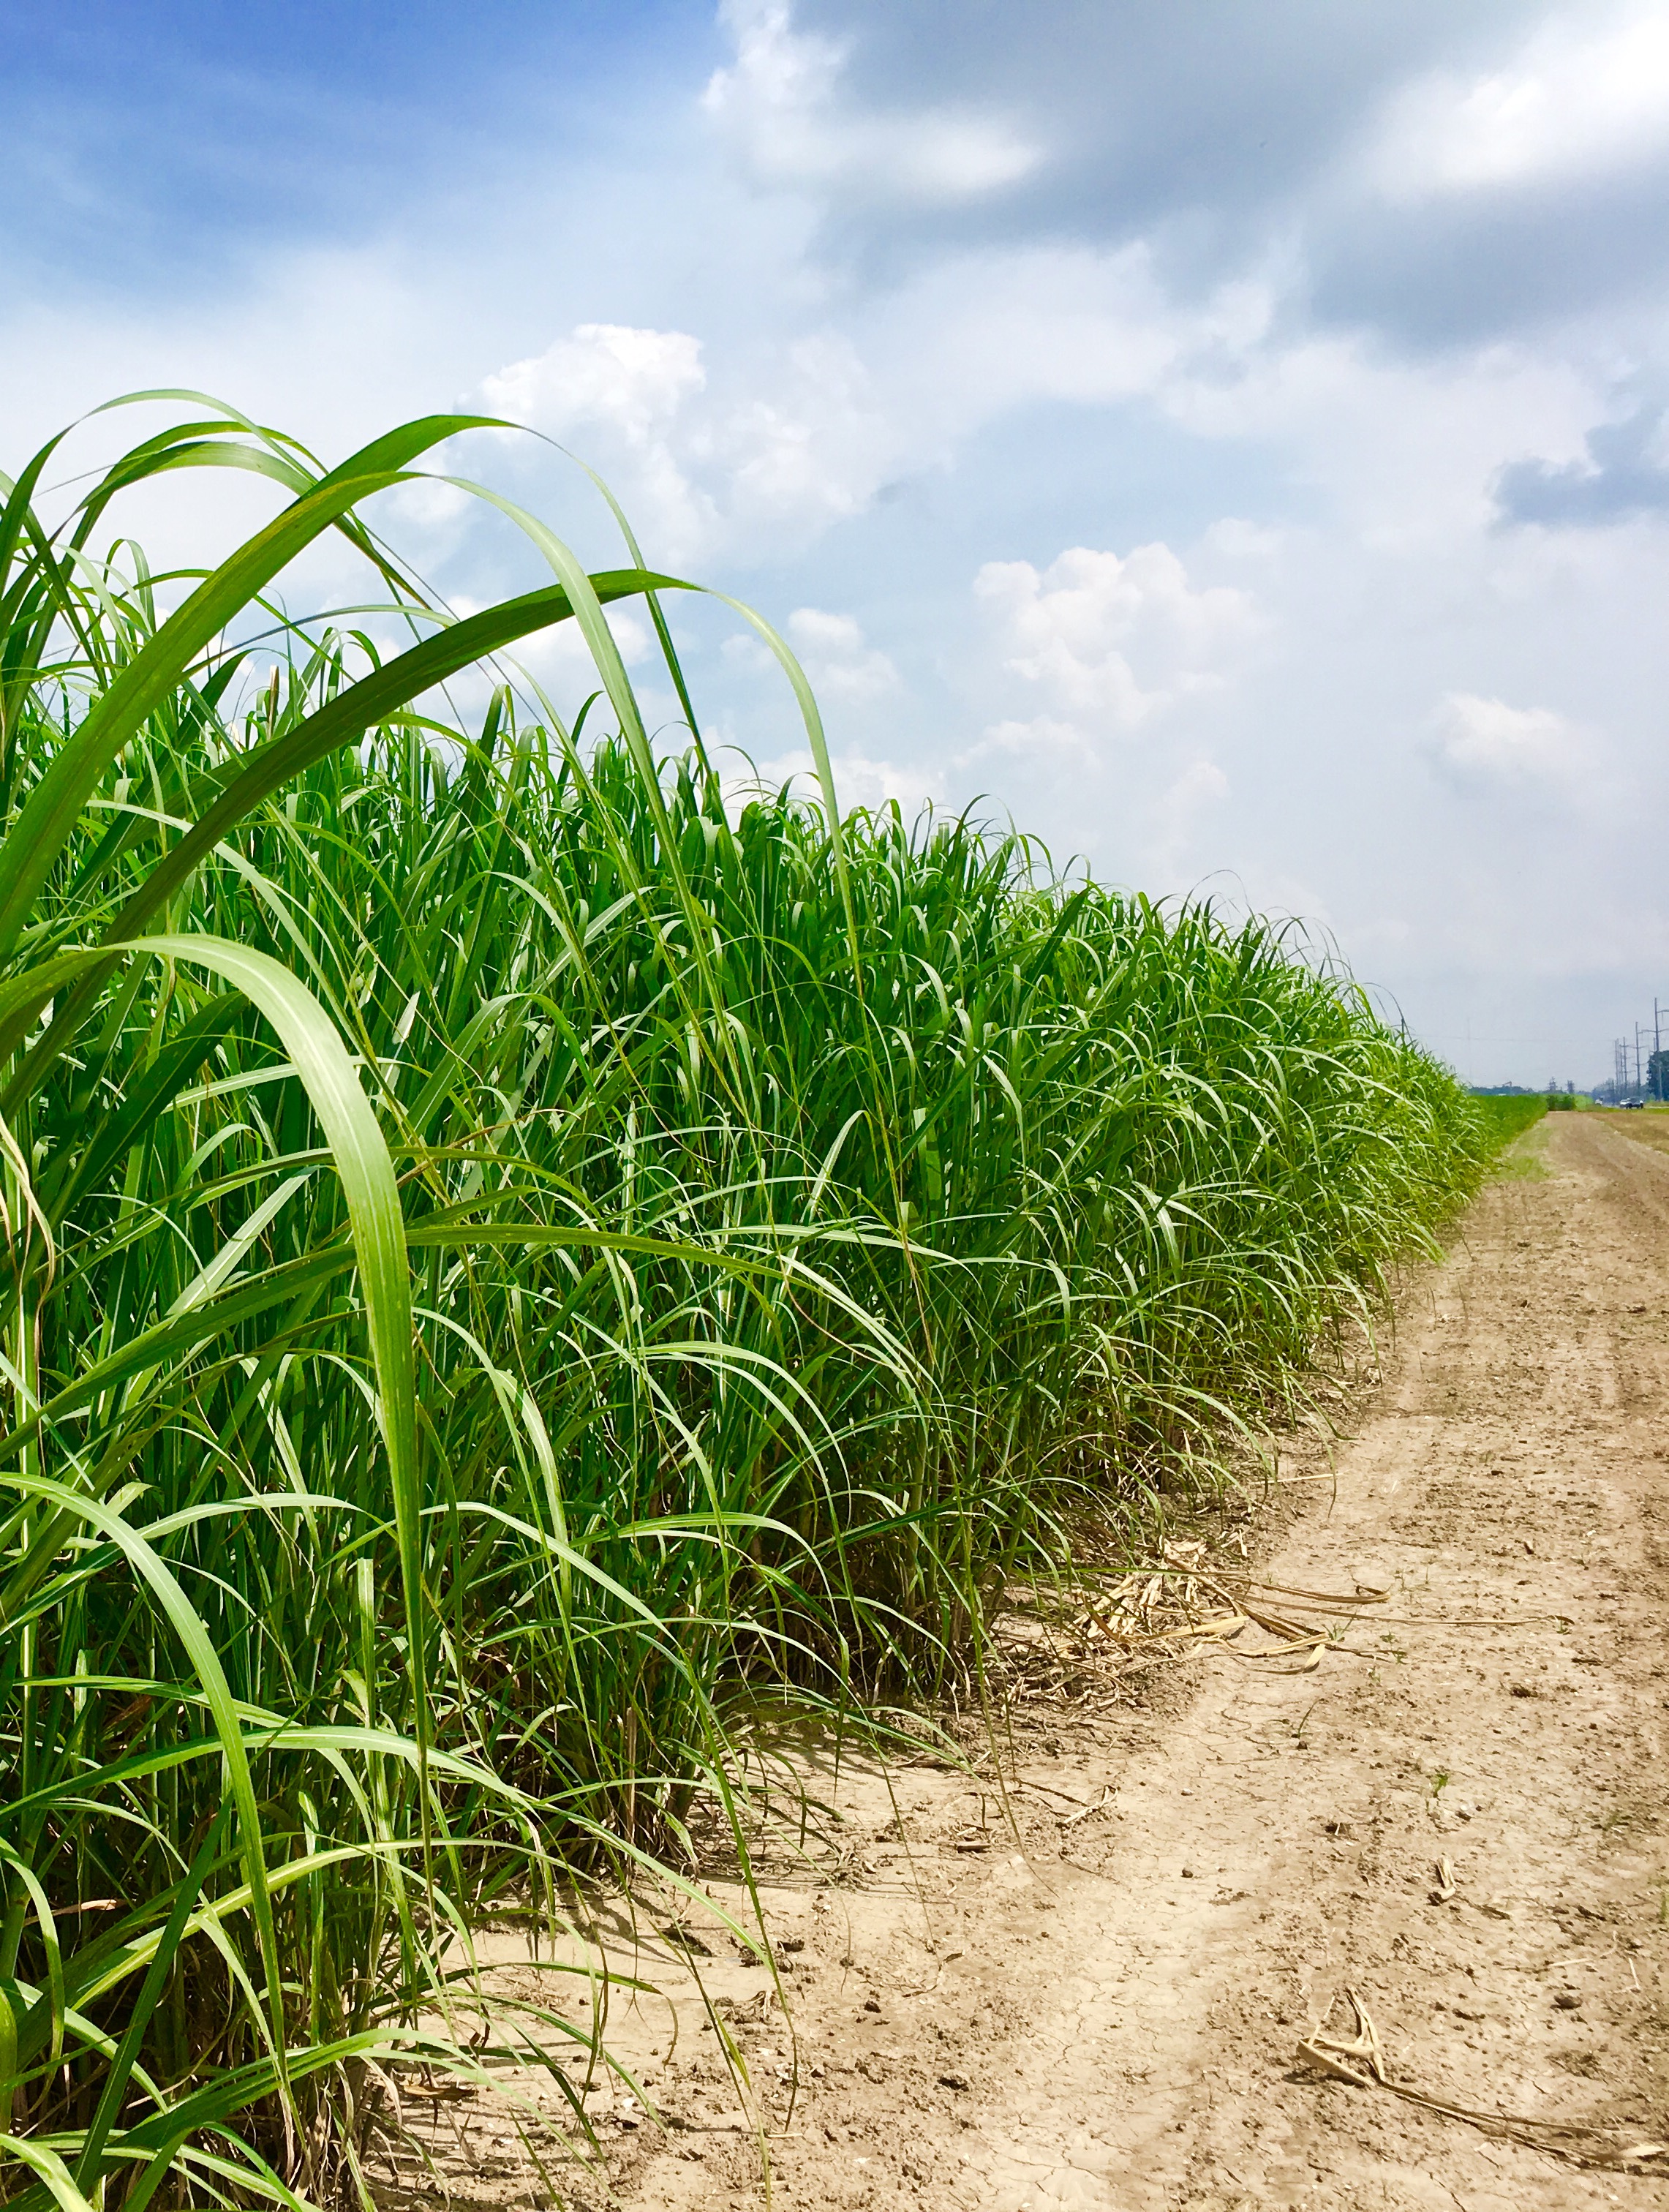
[3,0,1666,1085]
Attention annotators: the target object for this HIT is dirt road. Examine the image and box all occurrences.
[586,1110,1665,2211]
[388,1113,1668,2211]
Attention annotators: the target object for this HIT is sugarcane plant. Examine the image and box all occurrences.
[0,394,853,2210]
[0,394,1489,2211]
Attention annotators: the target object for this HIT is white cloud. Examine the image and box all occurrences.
[510,603,654,687]
[1368,5,1669,201]
[785,606,900,700]
[483,323,707,444]
[477,322,890,562]
[867,244,1272,453]
[1428,691,1589,786]
[1157,756,1230,819]
[704,0,1041,204]
[1160,328,1598,553]
[969,715,1094,767]
[715,335,889,530]
[970,543,1259,751]
[1201,517,1284,562]
[383,475,475,537]
[481,323,717,562]
[956,545,1258,886]
[469,244,1278,575]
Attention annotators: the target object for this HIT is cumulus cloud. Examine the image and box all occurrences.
[968,543,1259,756]
[479,322,892,562]
[785,607,900,700]
[720,336,890,528]
[1428,692,1589,787]
[704,0,1041,205]
[470,244,1256,574]
[471,221,1287,584]
[484,323,707,443]
[958,544,1258,887]
[481,324,717,560]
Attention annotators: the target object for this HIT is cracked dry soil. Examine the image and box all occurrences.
[389,1112,1669,2211]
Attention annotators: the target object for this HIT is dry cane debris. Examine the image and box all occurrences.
[1297,1987,1669,2173]
[1073,1537,1393,1670]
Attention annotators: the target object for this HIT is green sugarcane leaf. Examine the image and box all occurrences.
[0,415,500,963]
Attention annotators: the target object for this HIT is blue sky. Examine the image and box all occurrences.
[6,0,1669,1086]
[1,3,709,276]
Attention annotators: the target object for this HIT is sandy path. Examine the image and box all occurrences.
[595,1112,1668,2211]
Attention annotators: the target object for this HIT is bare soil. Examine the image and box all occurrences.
[384,1112,1669,2211]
